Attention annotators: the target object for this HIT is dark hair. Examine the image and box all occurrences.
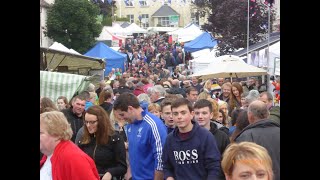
[230,110,249,142]
[186,87,198,94]
[171,98,193,112]
[230,109,245,126]
[113,92,140,111]
[40,97,58,114]
[160,98,175,111]
[193,99,213,113]
[218,109,227,125]
[82,105,115,145]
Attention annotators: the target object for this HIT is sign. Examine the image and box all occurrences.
[169,15,179,25]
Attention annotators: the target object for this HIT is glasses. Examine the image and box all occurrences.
[84,120,98,125]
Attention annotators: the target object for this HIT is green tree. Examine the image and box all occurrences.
[194,0,275,55]
[46,0,102,53]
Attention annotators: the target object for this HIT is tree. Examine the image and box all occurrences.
[45,0,102,53]
[194,0,275,55]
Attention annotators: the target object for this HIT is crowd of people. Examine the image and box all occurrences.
[40,33,280,180]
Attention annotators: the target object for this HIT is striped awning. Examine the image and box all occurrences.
[40,71,91,102]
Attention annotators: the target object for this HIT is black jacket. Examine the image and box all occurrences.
[61,108,84,142]
[78,133,127,179]
[209,122,230,155]
[234,119,280,180]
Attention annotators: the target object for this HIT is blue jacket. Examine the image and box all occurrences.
[127,109,167,180]
[162,121,222,180]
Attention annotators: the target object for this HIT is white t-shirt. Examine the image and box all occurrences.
[40,155,52,180]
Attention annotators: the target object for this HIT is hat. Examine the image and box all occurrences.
[211,84,221,91]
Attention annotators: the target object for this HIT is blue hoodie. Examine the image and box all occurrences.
[127,108,167,180]
[162,121,223,180]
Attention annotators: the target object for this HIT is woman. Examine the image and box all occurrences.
[40,97,58,114]
[221,142,273,180]
[218,101,231,126]
[78,106,127,180]
[40,111,99,180]
[230,110,250,143]
[228,82,243,115]
[56,96,70,111]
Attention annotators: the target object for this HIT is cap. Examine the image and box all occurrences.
[211,84,221,91]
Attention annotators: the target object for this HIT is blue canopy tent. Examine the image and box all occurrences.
[184,32,217,53]
[84,42,127,76]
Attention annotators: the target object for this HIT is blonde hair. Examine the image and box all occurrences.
[148,103,161,112]
[40,111,73,140]
[222,142,273,179]
[198,91,211,100]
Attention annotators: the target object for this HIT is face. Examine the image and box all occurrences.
[226,160,269,180]
[192,77,198,85]
[259,95,272,109]
[40,122,58,156]
[57,99,66,107]
[223,86,232,98]
[232,86,240,97]
[187,90,198,103]
[114,107,135,123]
[72,98,86,116]
[218,78,224,86]
[172,105,194,131]
[150,109,161,118]
[194,107,213,128]
[220,104,228,116]
[84,113,98,134]
[149,92,159,103]
[241,97,246,106]
[217,112,224,123]
[161,105,174,127]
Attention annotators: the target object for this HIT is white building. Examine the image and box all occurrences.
[40,0,54,47]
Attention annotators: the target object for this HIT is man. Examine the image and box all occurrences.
[61,95,86,142]
[166,79,186,98]
[162,98,222,180]
[95,80,106,98]
[193,99,230,155]
[218,82,232,103]
[217,78,224,87]
[147,85,166,105]
[113,92,167,180]
[160,98,177,134]
[191,77,203,93]
[259,91,280,125]
[234,100,280,180]
[186,87,198,105]
[242,77,258,94]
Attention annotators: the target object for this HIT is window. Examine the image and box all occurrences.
[141,14,149,28]
[124,0,134,7]
[127,14,134,23]
[158,17,170,27]
[191,12,200,25]
[139,0,148,6]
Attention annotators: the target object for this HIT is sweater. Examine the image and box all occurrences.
[163,121,223,180]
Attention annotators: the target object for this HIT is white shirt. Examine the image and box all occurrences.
[40,155,52,180]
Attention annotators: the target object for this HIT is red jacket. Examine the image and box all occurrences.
[40,140,99,180]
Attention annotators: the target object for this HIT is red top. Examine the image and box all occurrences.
[40,140,99,180]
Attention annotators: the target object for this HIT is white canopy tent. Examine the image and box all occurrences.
[125,23,147,34]
[106,23,132,36]
[168,24,203,43]
[191,55,267,80]
[49,42,81,55]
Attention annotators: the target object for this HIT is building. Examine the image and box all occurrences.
[115,0,206,28]
[40,0,54,47]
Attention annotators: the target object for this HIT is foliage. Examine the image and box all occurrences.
[45,0,102,53]
[193,0,275,55]
[90,0,117,17]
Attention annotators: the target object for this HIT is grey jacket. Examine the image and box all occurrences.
[234,119,280,180]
